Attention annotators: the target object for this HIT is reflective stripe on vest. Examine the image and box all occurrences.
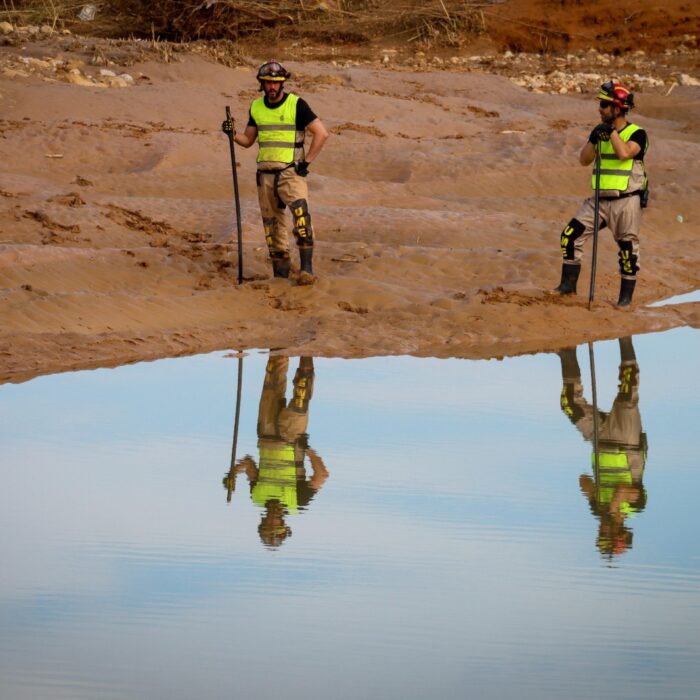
[252,444,298,512]
[251,93,304,164]
[592,123,646,192]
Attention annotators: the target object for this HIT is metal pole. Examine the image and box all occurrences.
[225,106,244,284]
[226,355,243,503]
[588,141,602,309]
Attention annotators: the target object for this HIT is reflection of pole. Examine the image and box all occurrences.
[227,355,243,503]
[588,342,600,500]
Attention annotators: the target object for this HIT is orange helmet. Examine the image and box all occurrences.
[597,80,634,110]
[256,59,290,83]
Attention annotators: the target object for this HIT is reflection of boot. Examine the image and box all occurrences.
[617,278,636,306]
[290,357,314,413]
[555,263,581,294]
[558,346,581,380]
[558,347,584,422]
[619,336,636,364]
[617,336,639,401]
[272,256,291,278]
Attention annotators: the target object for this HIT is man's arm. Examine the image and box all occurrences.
[580,140,595,166]
[234,124,258,149]
[580,127,642,165]
[304,118,329,164]
[306,447,329,491]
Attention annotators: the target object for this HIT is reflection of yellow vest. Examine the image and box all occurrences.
[593,123,646,192]
[252,444,298,513]
[251,94,303,164]
[592,450,643,515]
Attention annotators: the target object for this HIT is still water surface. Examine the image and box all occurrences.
[1,329,699,700]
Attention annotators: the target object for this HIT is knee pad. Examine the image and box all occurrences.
[560,218,585,261]
[617,240,639,276]
[290,198,313,245]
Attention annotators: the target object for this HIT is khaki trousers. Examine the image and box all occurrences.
[565,195,641,278]
[256,167,313,257]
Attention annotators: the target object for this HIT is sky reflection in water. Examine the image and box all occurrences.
[0,328,699,700]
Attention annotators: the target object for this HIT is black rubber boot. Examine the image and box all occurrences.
[299,247,313,275]
[555,263,581,294]
[272,257,291,278]
[617,278,636,307]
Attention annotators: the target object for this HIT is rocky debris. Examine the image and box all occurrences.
[1,49,135,88]
[673,72,700,86]
[1,23,698,98]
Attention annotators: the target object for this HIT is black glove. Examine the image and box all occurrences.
[295,161,310,177]
[221,118,234,136]
[589,123,613,145]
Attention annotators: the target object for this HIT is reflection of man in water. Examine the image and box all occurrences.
[224,356,328,548]
[558,337,647,558]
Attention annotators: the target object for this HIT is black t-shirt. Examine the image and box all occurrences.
[247,93,317,130]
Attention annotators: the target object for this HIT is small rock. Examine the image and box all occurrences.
[105,76,129,88]
[99,68,116,77]
[0,21,13,35]
[40,24,53,35]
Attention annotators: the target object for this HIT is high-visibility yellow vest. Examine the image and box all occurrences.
[593,123,647,192]
[252,444,298,513]
[250,93,304,164]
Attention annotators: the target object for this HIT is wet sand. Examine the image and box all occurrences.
[1,34,699,383]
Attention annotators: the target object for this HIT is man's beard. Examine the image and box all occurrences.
[265,84,283,101]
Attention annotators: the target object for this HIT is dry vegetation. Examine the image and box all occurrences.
[1,0,499,47]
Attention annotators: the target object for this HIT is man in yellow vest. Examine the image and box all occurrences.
[222,59,329,284]
[224,355,329,548]
[555,80,649,306]
[558,337,648,558]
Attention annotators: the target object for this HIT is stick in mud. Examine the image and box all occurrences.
[224,105,244,284]
[588,141,602,309]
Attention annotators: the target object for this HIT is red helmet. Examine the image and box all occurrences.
[597,80,634,110]
[256,59,290,83]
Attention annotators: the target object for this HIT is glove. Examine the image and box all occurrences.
[221,118,234,135]
[295,161,310,177]
[589,123,613,145]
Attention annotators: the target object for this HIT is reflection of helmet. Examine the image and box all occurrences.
[256,59,290,83]
[598,80,635,111]
[596,520,634,559]
[258,500,292,548]
[258,521,292,548]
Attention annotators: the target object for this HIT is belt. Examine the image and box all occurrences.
[600,190,641,200]
[256,164,294,210]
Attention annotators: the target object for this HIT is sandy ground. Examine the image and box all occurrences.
[1,30,699,384]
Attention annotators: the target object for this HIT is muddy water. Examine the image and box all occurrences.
[1,329,699,700]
